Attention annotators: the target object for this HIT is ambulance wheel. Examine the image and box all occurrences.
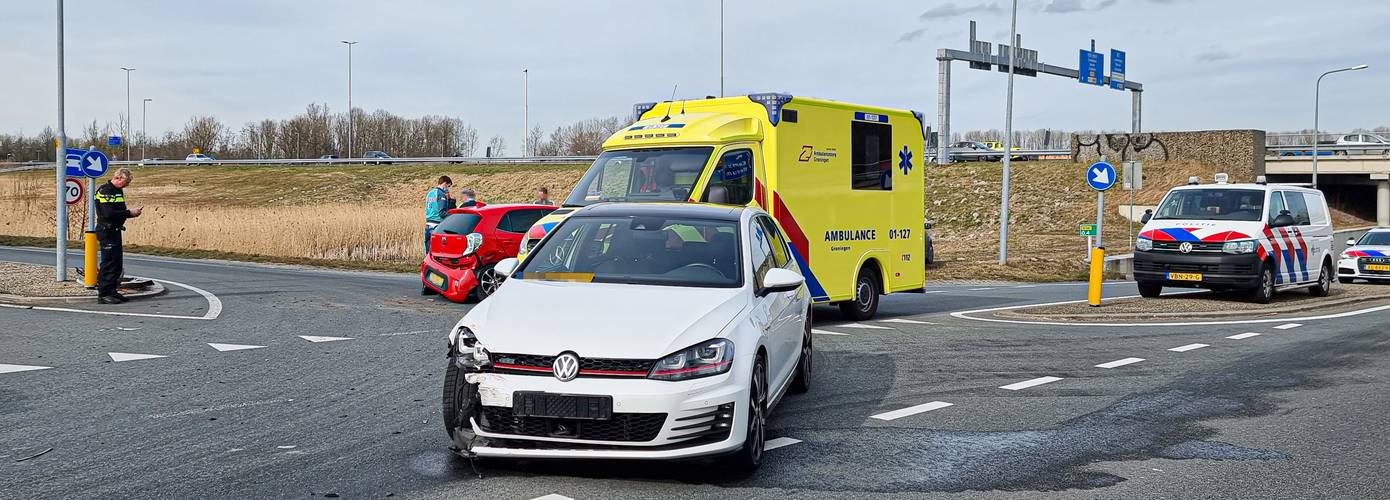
[1137,281,1162,298]
[1248,263,1275,304]
[839,268,880,321]
[1309,260,1333,297]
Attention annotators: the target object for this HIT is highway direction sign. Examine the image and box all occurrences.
[1087,161,1117,191]
[63,178,84,205]
[63,148,109,178]
[1109,49,1126,90]
[1079,49,1104,85]
[108,135,121,146]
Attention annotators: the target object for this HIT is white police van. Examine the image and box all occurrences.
[1134,174,1335,304]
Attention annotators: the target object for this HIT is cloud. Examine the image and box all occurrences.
[1195,46,1233,62]
[898,28,928,43]
[1095,0,1119,10]
[1042,0,1118,13]
[919,2,1002,20]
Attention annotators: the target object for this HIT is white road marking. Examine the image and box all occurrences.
[880,318,935,325]
[148,398,293,419]
[299,335,353,343]
[1168,343,1209,352]
[276,445,296,449]
[764,437,803,450]
[379,329,435,337]
[811,329,848,336]
[1226,332,1262,340]
[835,323,893,330]
[1000,376,1063,390]
[530,495,575,500]
[108,352,168,362]
[869,401,954,421]
[1014,285,1038,288]
[967,287,995,291]
[207,343,267,352]
[0,364,53,374]
[1273,323,1303,330]
[1095,357,1145,369]
[923,290,948,294]
[0,277,223,321]
[951,297,1390,327]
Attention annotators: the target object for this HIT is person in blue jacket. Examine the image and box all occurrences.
[424,176,455,253]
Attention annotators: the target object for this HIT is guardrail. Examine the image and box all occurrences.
[929,149,1072,161]
[0,155,599,172]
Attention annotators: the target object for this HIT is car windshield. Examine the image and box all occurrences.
[562,147,715,207]
[517,215,741,288]
[436,213,482,235]
[1359,232,1390,246]
[1153,189,1265,221]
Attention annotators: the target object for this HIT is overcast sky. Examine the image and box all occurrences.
[4,0,1389,149]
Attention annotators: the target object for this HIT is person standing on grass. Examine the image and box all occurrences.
[424,176,455,253]
[94,168,142,305]
[531,186,554,206]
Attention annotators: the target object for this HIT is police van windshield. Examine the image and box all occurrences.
[1153,189,1265,221]
[562,147,715,207]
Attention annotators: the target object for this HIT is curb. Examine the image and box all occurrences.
[998,293,1390,322]
[0,279,167,306]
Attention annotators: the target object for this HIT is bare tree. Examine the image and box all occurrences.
[487,135,507,157]
[181,116,227,155]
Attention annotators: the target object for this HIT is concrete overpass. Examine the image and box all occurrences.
[1264,157,1390,226]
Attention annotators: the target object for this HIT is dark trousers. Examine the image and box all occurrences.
[97,229,124,297]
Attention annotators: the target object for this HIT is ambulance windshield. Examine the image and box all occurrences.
[563,147,715,207]
[1153,188,1265,221]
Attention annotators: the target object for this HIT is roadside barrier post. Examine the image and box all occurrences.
[1088,246,1105,306]
[83,231,97,288]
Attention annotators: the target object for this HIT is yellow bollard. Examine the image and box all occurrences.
[1087,246,1105,306]
[84,231,98,288]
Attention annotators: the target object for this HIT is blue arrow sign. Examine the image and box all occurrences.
[1087,161,1117,191]
[64,148,110,178]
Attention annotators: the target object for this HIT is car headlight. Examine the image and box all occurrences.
[648,339,734,381]
[463,233,484,257]
[449,326,491,369]
[1222,240,1256,255]
[1135,238,1153,252]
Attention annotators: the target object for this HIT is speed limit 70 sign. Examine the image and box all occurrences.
[64,177,84,205]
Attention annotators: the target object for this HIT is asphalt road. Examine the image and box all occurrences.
[2,246,1387,499]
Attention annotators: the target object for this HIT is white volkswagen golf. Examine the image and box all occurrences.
[442,203,813,471]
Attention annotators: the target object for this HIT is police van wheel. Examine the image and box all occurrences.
[1137,281,1162,298]
[839,270,880,321]
[1249,264,1275,304]
[1309,261,1333,297]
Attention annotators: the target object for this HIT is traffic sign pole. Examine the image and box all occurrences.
[55,0,67,282]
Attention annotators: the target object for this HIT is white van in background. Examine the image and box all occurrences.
[1133,174,1335,303]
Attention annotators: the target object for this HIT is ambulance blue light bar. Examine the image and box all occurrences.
[748,93,794,126]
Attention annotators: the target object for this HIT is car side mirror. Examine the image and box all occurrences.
[494,257,520,278]
[705,185,729,204]
[758,268,804,297]
[1141,209,1153,224]
[1271,213,1296,228]
[1346,238,1358,247]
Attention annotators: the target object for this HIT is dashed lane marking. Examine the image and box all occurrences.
[880,318,935,325]
[1273,323,1303,330]
[1095,357,1145,369]
[967,287,995,291]
[811,329,848,336]
[1226,332,1262,340]
[869,401,954,421]
[379,330,435,337]
[530,495,575,500]
[1168,343,1209,352]
[207,343,267,352]
[0,364,53,374]
[108,352,168,362]
[834,323,893,330]
[147,398,293,419]
[1000,376,1063,391]
[298,335,353,343]
[923,290,948,294]
[765,437,803,450]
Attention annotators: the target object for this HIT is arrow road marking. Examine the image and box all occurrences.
[0,364,54,374]
[298,335,353,343]
[207,343,267,352]
[108,352,168,362]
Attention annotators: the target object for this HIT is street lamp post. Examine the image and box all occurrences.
[341,40,357,158]
[998,0,1019,265]
[1312,64,1369,188]
[719,0,724,97]
[141,98,152,161]
[55,0,67,281]
[523,68,529,156]
[121,67,134,161]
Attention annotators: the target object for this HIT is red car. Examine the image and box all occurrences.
[421,203,557,303]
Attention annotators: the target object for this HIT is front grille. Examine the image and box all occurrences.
[1151,241,1224,253]
[667,402,735,443]
[1360,257,1390,274]
[491,353,652,377]
[479,406,666,442]
[1134,260,1255,275]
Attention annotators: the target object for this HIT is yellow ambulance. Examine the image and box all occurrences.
[516,93,926,319]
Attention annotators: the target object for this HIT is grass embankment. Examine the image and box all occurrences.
[1,161,1373,281]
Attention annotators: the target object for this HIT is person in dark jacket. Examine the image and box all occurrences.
[94,168,142,304]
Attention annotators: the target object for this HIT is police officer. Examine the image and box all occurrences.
[94,168,142,304]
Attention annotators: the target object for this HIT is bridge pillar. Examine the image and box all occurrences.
[1378,177,1389,227]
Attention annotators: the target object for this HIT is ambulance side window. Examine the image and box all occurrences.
[702,149,754,205]
[851,121,893,191]
[1267,191,1286,224]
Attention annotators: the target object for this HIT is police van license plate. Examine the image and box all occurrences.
[1366,264,1390,272]
[427,272,447,288]
[1167,272,1203,282]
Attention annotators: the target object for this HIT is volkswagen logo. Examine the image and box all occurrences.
[552,352,580,382]
[1178,242,1193,254]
